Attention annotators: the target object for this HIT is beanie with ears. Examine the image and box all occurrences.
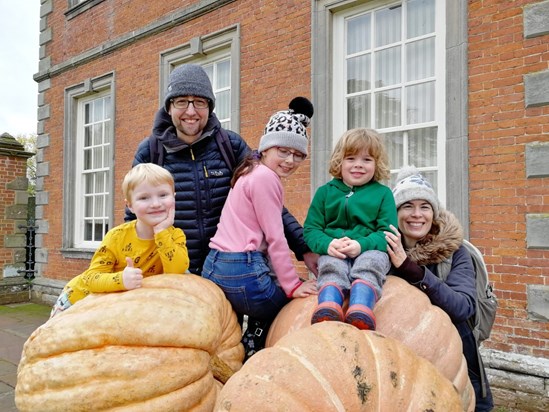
[392,165,440,218]
[164,64,216,113]
[258,97,314,157]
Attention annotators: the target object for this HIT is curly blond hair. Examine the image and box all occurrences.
[329,128,390,182]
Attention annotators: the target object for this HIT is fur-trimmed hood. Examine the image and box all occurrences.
[405,209,464,266]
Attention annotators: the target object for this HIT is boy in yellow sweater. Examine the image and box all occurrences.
[50,163,189,317]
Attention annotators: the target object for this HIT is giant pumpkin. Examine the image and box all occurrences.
[265,275,475,411]
[215,322,464,411]
[15,274,243,412]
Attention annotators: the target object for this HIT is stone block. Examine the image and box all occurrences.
[525,70,549,108]
[527,285,549,321]
[524,0,549,38]
[3,234,26,248]
[526,142,549,178]
[526,214,549,249]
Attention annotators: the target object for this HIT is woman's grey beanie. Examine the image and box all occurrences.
[164,64,216,113]
[392,165,440,218]
[258,97,314,157]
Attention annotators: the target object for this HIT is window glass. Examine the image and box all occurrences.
[336,0,439,185]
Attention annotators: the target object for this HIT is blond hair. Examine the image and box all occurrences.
[122,163,175,200]
[329,128,390,182]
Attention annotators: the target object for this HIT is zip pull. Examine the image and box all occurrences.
[203,164,209,178]
[346,190,354,198]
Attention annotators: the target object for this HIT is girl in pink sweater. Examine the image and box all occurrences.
[202,97,317,361]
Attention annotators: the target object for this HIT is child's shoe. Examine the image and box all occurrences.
[345,279,377,330]
[311,282,344,324]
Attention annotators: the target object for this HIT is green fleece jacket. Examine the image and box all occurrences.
[304,178,397,255]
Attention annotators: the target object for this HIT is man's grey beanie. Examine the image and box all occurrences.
[258,97,314,157]
[392,165,440,218]
[164,64,216,113]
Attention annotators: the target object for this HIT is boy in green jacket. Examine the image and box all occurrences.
[304,128,397,330]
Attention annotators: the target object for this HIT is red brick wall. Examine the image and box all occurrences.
[0,153,27,276]
[42,0,312,280]
[468,0,549,358]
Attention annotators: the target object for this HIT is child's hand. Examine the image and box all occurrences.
[122,257,143,290]
[292,279,318,298]
[338,239,361,258]
[327,239,347,259]
[153,204,175,234]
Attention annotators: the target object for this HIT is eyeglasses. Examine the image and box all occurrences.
[170,98,209,110]
[276,147,306,162]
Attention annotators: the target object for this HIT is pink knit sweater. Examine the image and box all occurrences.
[209,164,301,296]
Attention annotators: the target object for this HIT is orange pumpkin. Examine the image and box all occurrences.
[216,322,463,411]
[15,275,243,412]
[266,275,475,411]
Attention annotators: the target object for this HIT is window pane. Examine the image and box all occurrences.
[383,131,404,171]
[85,103,90,124]
[85,196,93,217]
[216,90,230,122]
[93,147,103,169]
[347,13,371,54]
[93,99,103,122]
[347,54,371,93]
[375,45,401,87]
[347,94,371,129]
[408,127,437,168]
[406,37,434,81]
[375,88,401,128]
[216,60,231,89]
[93,123,102,146]
[375,6,401,47]
[407,0,435,39]
[406,81,434,124]
[84,125,92,146]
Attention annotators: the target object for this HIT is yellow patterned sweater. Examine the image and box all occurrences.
[64,220,189,304]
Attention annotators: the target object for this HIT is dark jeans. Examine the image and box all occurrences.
[202,249,289,321]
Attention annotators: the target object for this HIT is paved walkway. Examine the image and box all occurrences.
[0,303,51,412]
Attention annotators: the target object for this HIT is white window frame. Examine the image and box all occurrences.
[74,91,112,249]
[332,0,446,198]
[63,72,115,256]
[159,24,241,133]
[312,0,469,230]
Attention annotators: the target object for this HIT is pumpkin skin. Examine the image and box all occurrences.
[266,275,475,411]
[15,274,244,412]
[215,322,463,411]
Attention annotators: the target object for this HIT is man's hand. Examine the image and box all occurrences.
[302,251,319,277]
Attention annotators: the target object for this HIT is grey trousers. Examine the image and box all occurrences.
[317,250,390,297]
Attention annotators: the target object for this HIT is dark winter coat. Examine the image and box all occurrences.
[127,108,310,274]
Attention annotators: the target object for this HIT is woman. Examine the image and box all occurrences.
[385,166,494,412]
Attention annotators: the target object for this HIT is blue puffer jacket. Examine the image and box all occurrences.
[127,108,310,274]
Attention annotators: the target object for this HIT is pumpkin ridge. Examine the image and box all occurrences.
[278,345,346,412]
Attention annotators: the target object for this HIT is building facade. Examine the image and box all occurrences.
[32,0,549,409]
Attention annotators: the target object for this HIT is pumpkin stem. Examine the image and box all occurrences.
[210,354,234,384]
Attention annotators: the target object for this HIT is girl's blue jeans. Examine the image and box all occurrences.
[202,249,289,321]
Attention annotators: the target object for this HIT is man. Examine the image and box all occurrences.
[128,64,318,276]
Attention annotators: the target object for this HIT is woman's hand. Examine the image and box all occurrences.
[385,224,407,268]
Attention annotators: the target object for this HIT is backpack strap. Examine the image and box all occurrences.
[215,128,237,171]
[148,135,164,165]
